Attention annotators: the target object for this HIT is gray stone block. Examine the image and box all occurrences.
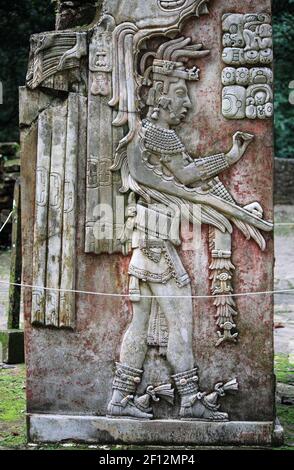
[28,414,282,446]
[0,329,24,364]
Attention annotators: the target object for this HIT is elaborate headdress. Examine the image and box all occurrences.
[109,30,209,153]
[141,36,209,88]
[138,37,209,117]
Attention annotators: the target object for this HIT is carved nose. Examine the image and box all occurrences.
[184,98,192,109]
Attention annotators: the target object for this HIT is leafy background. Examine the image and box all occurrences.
[0,0,293,158]
[273,0,294,158]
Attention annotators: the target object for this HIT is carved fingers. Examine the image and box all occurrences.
[233,131,254,151]
[243,201,263,218]
[226,131,254,164]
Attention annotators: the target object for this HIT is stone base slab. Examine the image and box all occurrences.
[28,414,283,446]
[0,330,24,364]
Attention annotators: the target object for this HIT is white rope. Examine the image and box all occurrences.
[0,279,293,300]
[0,210,293,299]
[275,223,294,227]
[0,210,13,233]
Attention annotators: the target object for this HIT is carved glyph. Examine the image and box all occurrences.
[221,13,273,120]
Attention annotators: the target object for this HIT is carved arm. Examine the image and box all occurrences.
[162,152,230,185]
[162,131,254,186]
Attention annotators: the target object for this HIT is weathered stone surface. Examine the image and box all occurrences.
[277,383,294,405]
[0,143,20,247]
[7,179,22,330]
[28,414,275,446]
[21,0,278,445]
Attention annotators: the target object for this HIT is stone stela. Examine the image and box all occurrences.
[20,0,282,446]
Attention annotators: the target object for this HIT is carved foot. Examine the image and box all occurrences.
[107,363,153,420]
[107,394,153,420]
[172,369,238,422]
[179,393,229,421]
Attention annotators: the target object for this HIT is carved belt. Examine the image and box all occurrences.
[139,239,165,263]
[129,242,190,287]
[163,241,190,287]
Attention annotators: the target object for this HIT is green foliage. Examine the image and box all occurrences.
[0,0,55,142]
[273,2,294,158]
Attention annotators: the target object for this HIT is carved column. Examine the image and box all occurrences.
[22,0,281,446]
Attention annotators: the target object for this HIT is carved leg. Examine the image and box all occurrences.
[172,369,229,422]
[107,363,153,420]
[107,283,153,419]
[120,282,152,368]
[149,279,194,372]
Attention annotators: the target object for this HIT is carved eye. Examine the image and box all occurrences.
[158,0,188,12]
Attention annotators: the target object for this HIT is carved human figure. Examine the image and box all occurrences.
[107,37,271,421]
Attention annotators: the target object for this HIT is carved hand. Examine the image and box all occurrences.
[243,202,264,219]
[225,131,254,165]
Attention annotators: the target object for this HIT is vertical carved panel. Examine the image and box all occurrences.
[45,101,68,327]
[32,109,52,325]
[31,93,82,328]
[85,16,125,255]
[59,94,79,328]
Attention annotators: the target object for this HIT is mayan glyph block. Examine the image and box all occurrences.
[221,12,273,120]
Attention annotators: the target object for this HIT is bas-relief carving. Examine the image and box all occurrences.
[98,5,272,418]
[26,31,87,92]
[103,0,210,27]
[23,1,274,421]
[221,12,273,120]
[31,93,86,328]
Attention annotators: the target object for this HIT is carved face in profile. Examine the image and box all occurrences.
[160,78,192,127]
[103,0,202,27]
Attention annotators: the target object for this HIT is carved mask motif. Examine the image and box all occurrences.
[103,0,206,27]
